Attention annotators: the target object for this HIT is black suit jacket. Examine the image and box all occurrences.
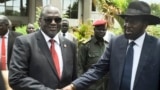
[9,30,77,90]
[73,34,160,90]
[7,30,22,67]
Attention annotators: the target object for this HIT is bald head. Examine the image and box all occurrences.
[0,15,10,25]
[0,15,10,35]
[40,5,61,18]
[38,5,62,38]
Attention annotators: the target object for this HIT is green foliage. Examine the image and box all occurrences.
[65,1,78,18]
[35,7,42,21]
[112,0,130,11]
[73,20,94,44]
[16,25,27,35]
[111,27,123,35]
[15,7,41,35]
[151,3,160,17]
[147,25,160,38]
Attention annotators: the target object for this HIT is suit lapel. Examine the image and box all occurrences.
[7,31,15,65]
[58,36,67,80]
[36,31,58,78]
[133,34,153,87]
[117,36,128,88]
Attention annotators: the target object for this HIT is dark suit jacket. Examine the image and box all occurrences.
[73,34,160,90]
[7,30,22,67]
[9,30,77,90]
[0,71,6,90]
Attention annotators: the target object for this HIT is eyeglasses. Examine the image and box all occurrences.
[43,17,62,23]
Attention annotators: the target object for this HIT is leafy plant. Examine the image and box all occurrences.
[73,20,94,44]
[16,25,27,35]
[147,25,160,38]
[15,7,41,35]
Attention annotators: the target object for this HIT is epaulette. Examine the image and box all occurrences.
[82,38,91,44]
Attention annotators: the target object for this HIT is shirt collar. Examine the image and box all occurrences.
[60,31,68,36]
[40,30,60,45]
[129,32,146,47]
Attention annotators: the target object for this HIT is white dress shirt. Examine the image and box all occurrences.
[59,31,77,43]
[129,32,145,90]
[41,30,63,77]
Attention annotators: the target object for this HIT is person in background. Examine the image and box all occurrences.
[26,23,35,34]
[9,5,77,90]
[62,1,160,90]
[77,19,109,90]
[0,15,22,90]
[0,15,22,69]
[59,19,77,45]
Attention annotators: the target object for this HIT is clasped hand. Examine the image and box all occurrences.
[56,84,75,90]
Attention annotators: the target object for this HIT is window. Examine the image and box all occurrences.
[92,1,96,11]
[42,0,50,6]
[62,0,78,19]
[0,0,28,16]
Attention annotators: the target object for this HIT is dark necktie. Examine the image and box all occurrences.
[120,41,135,90]
[63,33,65,37]
[1,36,6,70]
[49,39,61,79]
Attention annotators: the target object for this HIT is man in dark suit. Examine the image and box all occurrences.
[7,30,22,66]
[0,15,22,90]
[59,19,77,44]
[9,5,77,90]
[62,1,160,90]
[0,15,22,69]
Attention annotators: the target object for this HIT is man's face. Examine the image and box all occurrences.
[94,25,106,38]
[61,22,69,33]
[39,7,61,38]
[124,16,147,40]
[26,24,35,34]
[0,21,8,36]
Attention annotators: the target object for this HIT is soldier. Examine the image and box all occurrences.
[77,19,109,90]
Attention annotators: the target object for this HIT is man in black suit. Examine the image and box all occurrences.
[9,5,77,90]
[62,1,160,90]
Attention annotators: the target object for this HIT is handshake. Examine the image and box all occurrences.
[56,84,76,90]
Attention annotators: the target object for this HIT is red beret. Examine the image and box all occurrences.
[93,19,107,26]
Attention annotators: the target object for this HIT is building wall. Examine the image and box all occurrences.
[7,0,99,27]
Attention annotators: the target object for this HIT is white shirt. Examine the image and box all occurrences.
[59,31,77,43]
[0,31,9,70]
[41,30,63,77]
[129,33,145,90]
[103,31,115,43]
